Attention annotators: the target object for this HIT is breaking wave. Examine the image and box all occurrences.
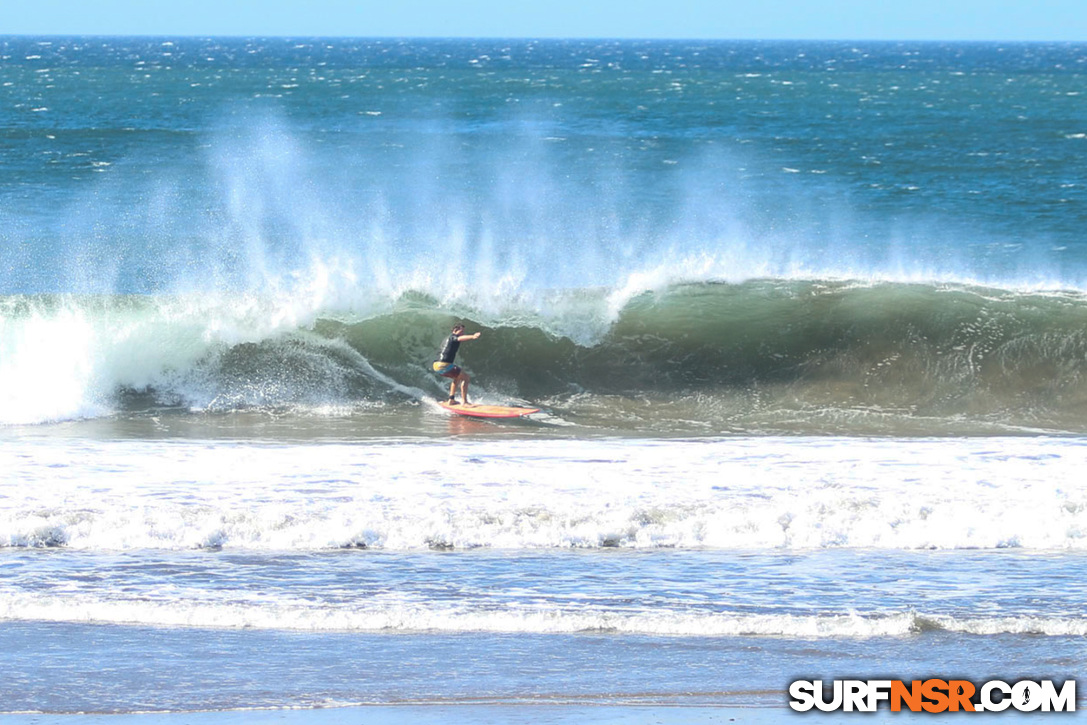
[5,277,1087,433]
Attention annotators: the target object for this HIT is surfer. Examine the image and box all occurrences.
[432,323,482,405]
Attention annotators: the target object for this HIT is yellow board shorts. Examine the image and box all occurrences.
[432,361,462,379]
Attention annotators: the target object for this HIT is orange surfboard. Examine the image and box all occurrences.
[438,401,540,418]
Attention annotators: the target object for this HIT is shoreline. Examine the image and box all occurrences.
[1,706,770,725]
[0,703,1067,724]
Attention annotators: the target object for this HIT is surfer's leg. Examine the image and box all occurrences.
[460,372,471,404]
[441,365,462,403]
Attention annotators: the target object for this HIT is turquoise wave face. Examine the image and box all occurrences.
[4,280,1087,434]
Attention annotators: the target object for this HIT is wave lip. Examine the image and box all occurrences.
[0,287,404,426]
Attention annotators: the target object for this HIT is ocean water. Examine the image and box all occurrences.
[2,37,1087,716]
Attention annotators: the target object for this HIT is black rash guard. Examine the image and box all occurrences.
[438,334,461,363]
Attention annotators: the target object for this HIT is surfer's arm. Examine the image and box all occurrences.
[456,332,482,341]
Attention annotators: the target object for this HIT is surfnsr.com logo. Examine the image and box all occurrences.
[789,679,1077,713]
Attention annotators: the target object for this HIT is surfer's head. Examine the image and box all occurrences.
[452,323,465,334]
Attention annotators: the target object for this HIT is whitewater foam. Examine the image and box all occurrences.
[3,437,1086,551]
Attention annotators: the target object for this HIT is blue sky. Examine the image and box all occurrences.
[3,0,1085,41]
